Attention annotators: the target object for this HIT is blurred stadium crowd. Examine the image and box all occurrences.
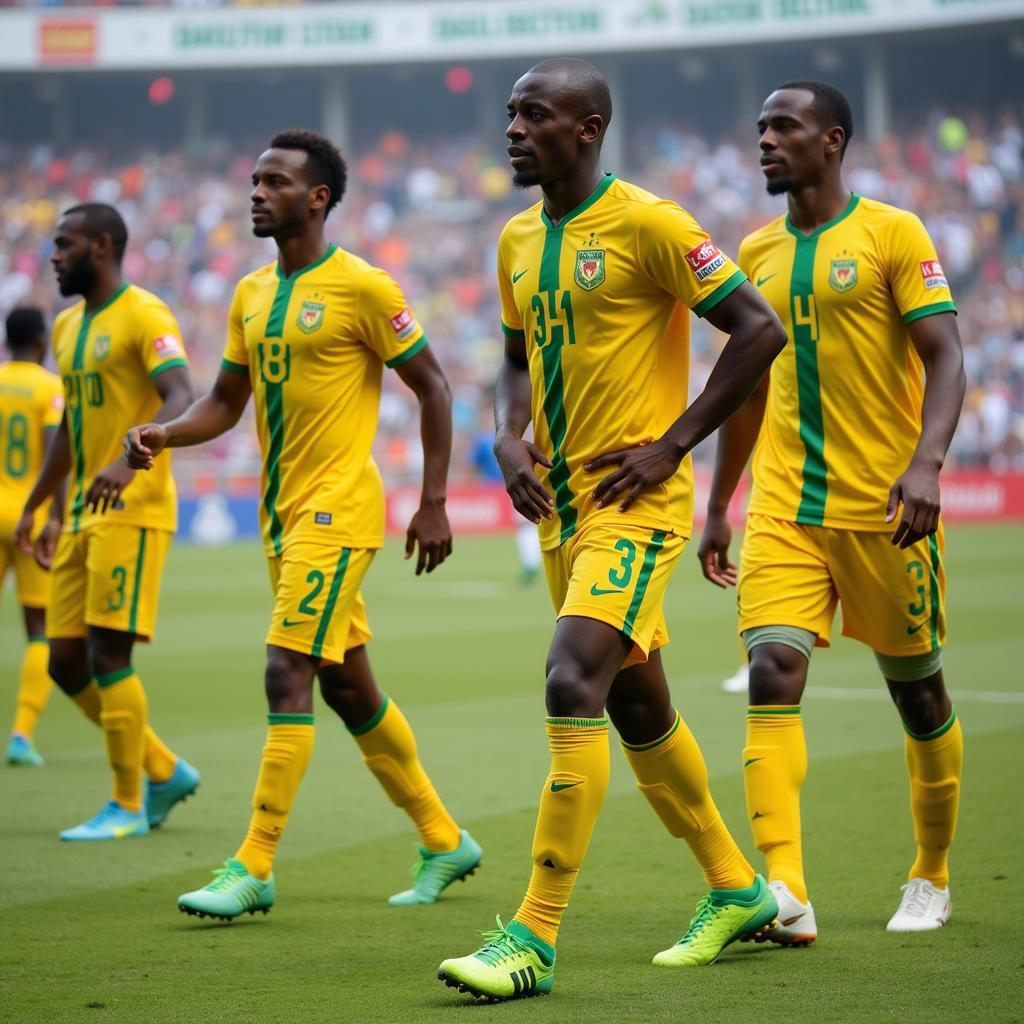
[0,106,1021,489]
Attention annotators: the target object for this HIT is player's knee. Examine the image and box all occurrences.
[747,639,809,705]
[544,656,602,718]
[87,646,128,682]
[264,647,313,710]
[48,644,86,693]
[886,670,950,736]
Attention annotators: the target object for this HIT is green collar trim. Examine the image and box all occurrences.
[785,192,860,241]
[275,243,336,281]
[541,173,615,231]
[83,282,130,320]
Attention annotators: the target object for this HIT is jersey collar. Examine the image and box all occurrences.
[784,192,860,241]
[540,172,615,231]
[82,281,130,320]
[275,243,336,281]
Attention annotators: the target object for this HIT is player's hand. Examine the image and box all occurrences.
[494,434,554,525]
[14,509,36,557]
[698,511,737,588]
[85,459,135,515]
[33,517,61,570]
[405,499,452,575]
[886,461,941,549]
[124,423,168,471]
[587,438,682,513]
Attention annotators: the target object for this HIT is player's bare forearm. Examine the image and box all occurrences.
[395,345,452,506]
[164,371,251,448]
[706,373,768,516]
[908,312,966,471]
[23,415,71,514]
[494,340,533,442]
[150,365,195,425]
[663,283,785,458]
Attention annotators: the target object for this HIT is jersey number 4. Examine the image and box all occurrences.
[531,290,577,348]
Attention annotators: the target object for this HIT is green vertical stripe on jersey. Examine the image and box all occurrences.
[927,533,942,652]
[622,530,667,638]
[537,228,577,544]
[261,277,293,555]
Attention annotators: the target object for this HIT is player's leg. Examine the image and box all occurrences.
[835,525,959,930]
[318,639,481,905]
[7,603,50,766]
[738,515,837,946]
[608,652,776,966]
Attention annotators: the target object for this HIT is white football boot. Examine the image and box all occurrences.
[886,878,951,932]
[721,665,749,695]
[764,880,817,946]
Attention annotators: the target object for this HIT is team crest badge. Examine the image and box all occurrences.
[574,249,605,291]
[93,336,110,362]
[296,300,325,334]
[829,258,858,293]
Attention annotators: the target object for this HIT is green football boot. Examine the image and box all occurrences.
[6,734,44,767]
[438,916,555,1002]
[389,829,483,906]
[177,859,275,922]
[652,873,778,967]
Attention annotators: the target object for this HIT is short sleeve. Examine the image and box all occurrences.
[138,300,190,379]
[497,228,524,342]
[356,268,428,368]
[886,212,958,324]
[637,202,746,318]
[41,377,64,430]
[221,285,250,375]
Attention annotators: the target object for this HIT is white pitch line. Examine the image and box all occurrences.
[809,685,1024,705]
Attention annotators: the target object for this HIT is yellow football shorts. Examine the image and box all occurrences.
[47,523,172,641]
[738,513,946,656]
[0,510,50,608]
[266,540,374,665]
[544,519,686,665]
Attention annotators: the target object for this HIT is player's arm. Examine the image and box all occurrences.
[392,346,454,575]
[493,331,553,524]
[124,366,252,469]
[886,312,966,549]
[697,370,770,588]
[88,364,195,513]
[590,282,785,512]
[15,413,71,558]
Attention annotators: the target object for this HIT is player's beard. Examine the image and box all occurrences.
[58,251,98,297]
[512,170,543,189]
[766,177,794,196]
[252,205,305,240]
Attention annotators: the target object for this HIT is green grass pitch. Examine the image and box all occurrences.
[1,525,1021,1023]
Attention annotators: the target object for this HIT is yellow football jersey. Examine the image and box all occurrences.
[738,194,957,530]
[0,360,64,527]
[53,283,189,534]
[221,244,427,556]
[498,173,745,550]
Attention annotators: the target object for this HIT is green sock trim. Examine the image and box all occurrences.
[904,707,957,742]
[64,676,94,697]
[96,667,135,689]
[746,705,801,716]
[267,712,315,725]
[347,695,390,736]
[507,920,556,964]
[709,876,762,906]
[546,716,608,729]
[621,711,681,752]
[27,635,48,645]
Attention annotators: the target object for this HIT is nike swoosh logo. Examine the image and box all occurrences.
[244,312,261,323]
[751,811,765,819]
[281,617,311,628]
[743,757,765,768]
[512,269,530,283]
[756,274,777,287]
[906,622,927,635]
[551,781,582,793]
[781,913,805,926]
[590,584,622,596]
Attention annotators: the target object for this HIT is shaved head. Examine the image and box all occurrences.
[525,58,613,133]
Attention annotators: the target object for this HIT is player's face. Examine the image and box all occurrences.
[51,214,99,297]
[250,149,318,238]
[757,89,830,195]
[506,72,586,188]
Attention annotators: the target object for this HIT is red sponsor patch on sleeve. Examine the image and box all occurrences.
[684,240,728,282]
[919,260,948,289]
[153,335,183,356]
[389,308,419,342]
[50,394,64,411]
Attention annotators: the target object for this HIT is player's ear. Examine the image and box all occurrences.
[309,184,331,214]
[92,231,114,262]
[579,114,604,146]
[824,126,845,159]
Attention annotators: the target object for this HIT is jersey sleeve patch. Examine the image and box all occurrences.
[685,241,728,282]
[389,308,420,342]
[919,260,948,290]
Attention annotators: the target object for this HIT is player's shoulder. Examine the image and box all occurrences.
[740,213,788,253]
[855,194,925,233]
[236,259,279,292]
[121,283,177,322]
[500,200,544,242]
[53,302,83,333]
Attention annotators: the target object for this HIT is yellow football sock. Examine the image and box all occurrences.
[12,638,52,740]
[351,697,460,853]
[513,717,610,946]
[744,705,808,902]
[67,677,177,784]
[235,715,315,880]
[96,668,148,813]
[905,709,962,888]
[623,711,754,891]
